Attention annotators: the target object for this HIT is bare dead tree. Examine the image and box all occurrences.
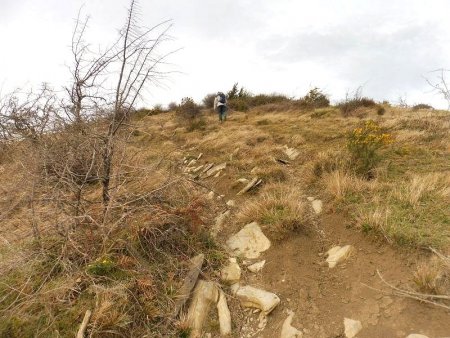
[100,0,173,208]
[425,68,450,110]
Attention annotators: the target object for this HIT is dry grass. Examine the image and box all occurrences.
[323,170,376,200]
[237,183,312,240]
[413,256,450,295]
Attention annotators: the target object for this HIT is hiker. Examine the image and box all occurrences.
[214,92,228,122]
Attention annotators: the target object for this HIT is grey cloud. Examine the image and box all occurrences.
[260,22,446,99]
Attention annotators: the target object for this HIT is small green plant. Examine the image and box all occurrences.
[86,257,117,276]
[347,120,393,178]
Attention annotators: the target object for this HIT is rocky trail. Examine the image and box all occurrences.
[180,143,450,338]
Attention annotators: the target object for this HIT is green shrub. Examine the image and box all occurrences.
[302,87,330,108]
[347,120,393,178]
[412,103,434,111]
[176,97,202,120]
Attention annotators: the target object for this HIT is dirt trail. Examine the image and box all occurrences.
[239,213,450,337]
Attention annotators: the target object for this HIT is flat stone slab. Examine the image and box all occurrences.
[281,311,302,338]
[247,260,266,273]
[326,245,354,268]
[226,222,271,259]
[344,318,362,338]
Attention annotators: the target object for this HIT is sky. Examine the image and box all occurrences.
[1,0,450,109]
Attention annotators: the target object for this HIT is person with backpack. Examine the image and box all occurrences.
[214,92,228,122]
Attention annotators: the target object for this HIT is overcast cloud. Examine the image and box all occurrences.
[1,0,450,108]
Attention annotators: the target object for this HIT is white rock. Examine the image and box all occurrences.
[406,335,430,338]
[247,260,266,273]
[344,318,362,338]
[206,191,215,200]
[187,159,197,167]
[204,162,227,178]
[226,222,271,259]
[307,197,315,202]
[280,311,302,338]
[197,153,203,160]
[235,285,280,315]
[212,210,230,237]
[217,290,232,336]
[192,165,204,173]
[311,200,323,214]
[226,200,236,208]
[326,245,354,268]
[214,171,221,178]
[283,145,300,160]
[237,178,250,184]
[187,280,219,338]
[220,258,241,284]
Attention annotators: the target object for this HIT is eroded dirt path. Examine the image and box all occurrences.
[241,213,450,337]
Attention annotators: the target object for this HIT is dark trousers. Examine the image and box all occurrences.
[218,105,227,121]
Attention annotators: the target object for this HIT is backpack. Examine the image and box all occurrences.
[218,93,226,104]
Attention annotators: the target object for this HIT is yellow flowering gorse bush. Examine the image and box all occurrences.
[347,120,393,177]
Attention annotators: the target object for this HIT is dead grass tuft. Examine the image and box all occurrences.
[237,184,312,240]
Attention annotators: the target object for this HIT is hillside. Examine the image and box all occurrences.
[0,102,449,337]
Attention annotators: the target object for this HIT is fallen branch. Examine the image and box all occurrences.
[76,309,92,338]
[369,270,450,310]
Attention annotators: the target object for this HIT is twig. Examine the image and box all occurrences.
[76,309,92,338]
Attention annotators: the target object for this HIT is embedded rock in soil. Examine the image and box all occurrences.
[280,311,302,338]
[186,280,219,338]
[220,257,241,284]
[217,290,232,336]
[235,285,280,315]
[344,318,362,338]
[405,335,430,338]
[212,210,230,237]
[226,222,271,259]
[311,199,323,214]
[326,245,354,268]
[226,200,236,208]
[247,260,266,273]
[203,162,227,178]
[283,145,300,160]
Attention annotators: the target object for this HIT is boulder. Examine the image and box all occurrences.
[344,318,362,338]
[280,311,302,338]
[247,260,266,273]
[220,258,241,284]
[235,285,280,315]
[226,222,271,259]
[326,245,354,268]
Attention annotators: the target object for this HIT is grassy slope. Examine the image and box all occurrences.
[0,104,449,336]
